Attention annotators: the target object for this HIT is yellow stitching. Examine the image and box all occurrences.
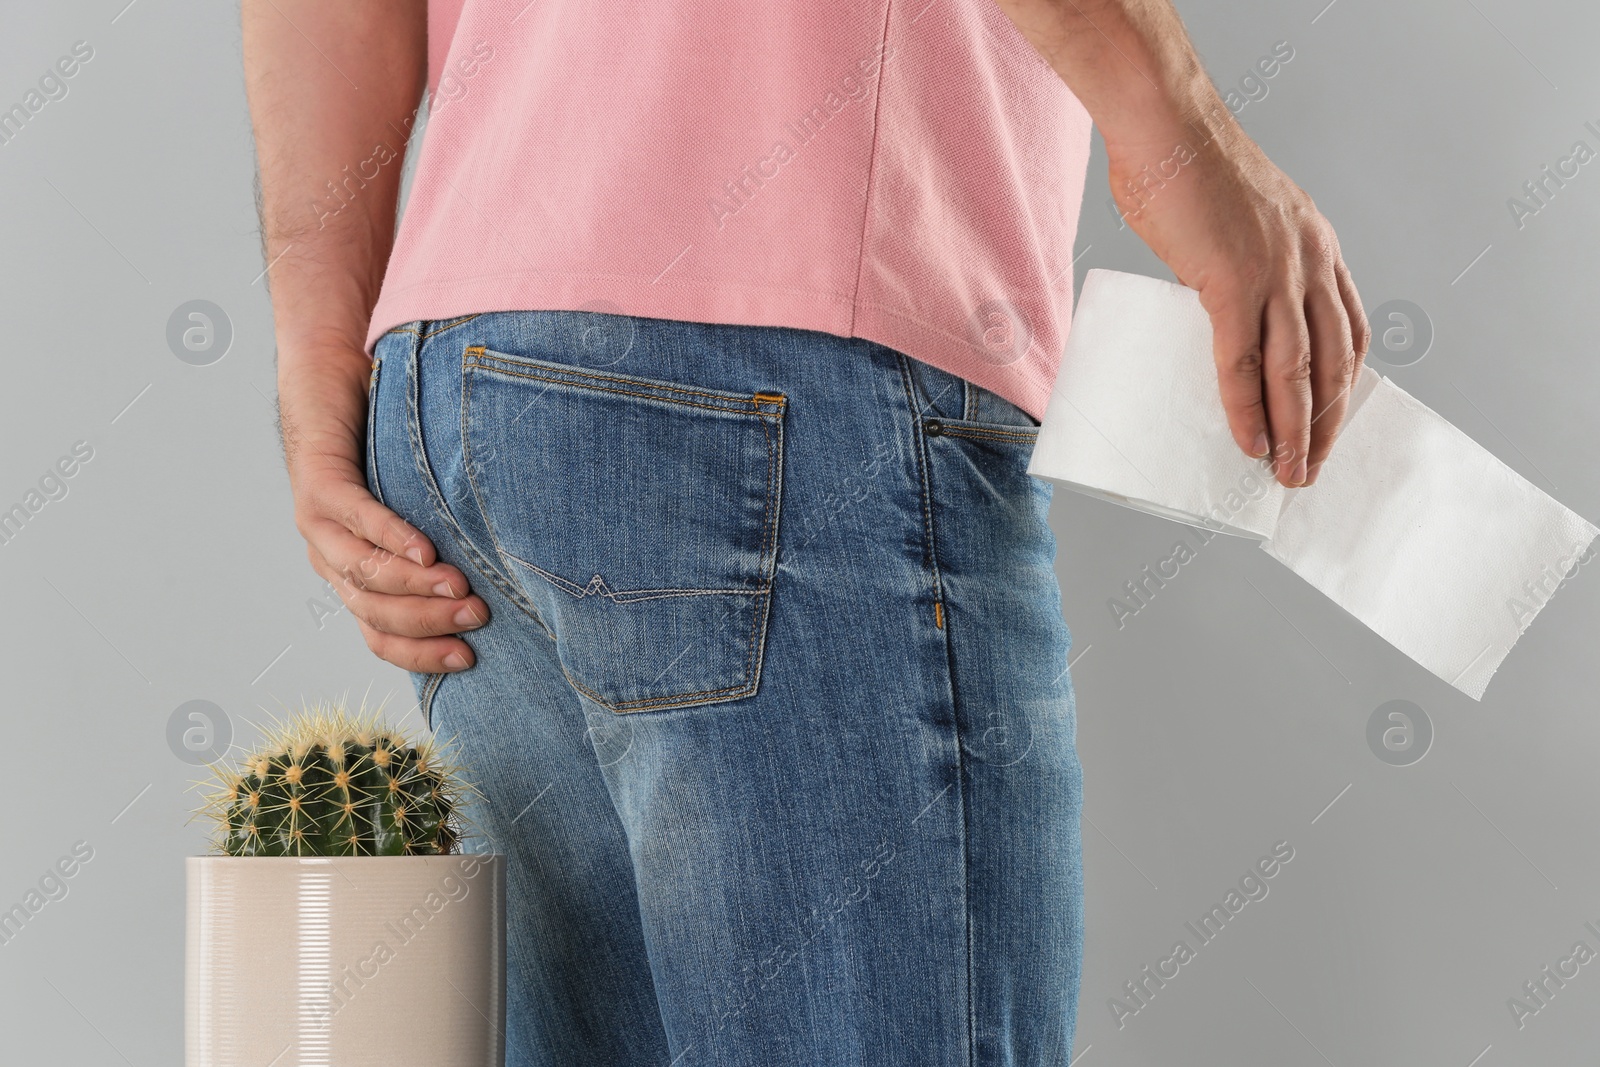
[466,348,786,409]
[466,361,783,417]
[474,356,785,411]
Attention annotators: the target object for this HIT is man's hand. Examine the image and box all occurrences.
[245,0,486,672]
[993,0,1370,486]
[279,342,488,673]
[1110,120,1370,486]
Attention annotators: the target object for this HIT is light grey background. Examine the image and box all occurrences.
[2,0,1596,1063]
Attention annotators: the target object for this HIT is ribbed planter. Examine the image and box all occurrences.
[186,854,505,1067]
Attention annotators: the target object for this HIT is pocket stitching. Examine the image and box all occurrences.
[500,553,771,601]
[465,347,788,416]
[459,350,786,713]
[560,603,768,712]
[934,423,1038,444]
[563,591,775,710]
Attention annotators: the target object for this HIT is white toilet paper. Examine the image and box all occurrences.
[1027,268,1597,699]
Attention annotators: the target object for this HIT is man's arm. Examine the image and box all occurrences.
[243,0,487,672]
[993,0,1370,487]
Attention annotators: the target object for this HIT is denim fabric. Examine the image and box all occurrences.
[366,311,1084,1067]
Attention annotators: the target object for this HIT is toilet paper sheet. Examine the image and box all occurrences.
[1027,269,1597,699]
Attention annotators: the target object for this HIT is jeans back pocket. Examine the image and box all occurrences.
[460,345,786,713]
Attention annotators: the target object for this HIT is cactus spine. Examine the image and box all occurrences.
[203,701,469,857]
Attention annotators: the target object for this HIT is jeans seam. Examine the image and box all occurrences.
[896,351,974,1066]
[366,357,386,507]
[894,353,945,605]
[419,670,446,730]
[958,669,976,1067]
[420,314,483,340]
[402,326,556,641]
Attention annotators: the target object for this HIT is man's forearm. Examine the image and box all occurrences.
[242,0,425,356]
[995,0,1369,489]
[993,0,1235,158]
[241,1,487,676]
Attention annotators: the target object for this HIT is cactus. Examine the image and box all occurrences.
[200,700,471,857]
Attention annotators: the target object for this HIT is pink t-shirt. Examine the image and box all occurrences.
[364,0,1092,421]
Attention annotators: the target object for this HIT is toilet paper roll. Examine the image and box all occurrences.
[1027,268,1597,699]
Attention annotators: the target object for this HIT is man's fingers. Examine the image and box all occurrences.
[302,472,436,568]
[1303,281,1357,484]
[356,618,477,674]
[306,518,471,598]
[348,586,490,639]
[1334,257,1370,375]
[1261,294,1313,486]
[307,542,488,638]
[1208,294,1272,460]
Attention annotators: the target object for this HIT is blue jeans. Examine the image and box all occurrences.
[366,311,1084,1066]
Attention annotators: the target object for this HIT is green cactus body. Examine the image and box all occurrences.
[203,704,468,857]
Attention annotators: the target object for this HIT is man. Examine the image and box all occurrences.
[243,1,1366,1062]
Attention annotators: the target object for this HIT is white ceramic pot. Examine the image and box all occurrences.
[186,854,505,1067]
